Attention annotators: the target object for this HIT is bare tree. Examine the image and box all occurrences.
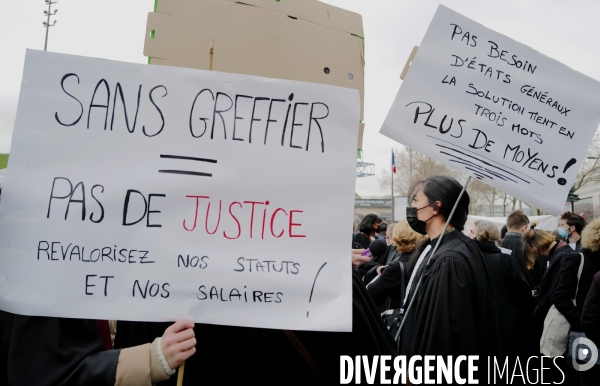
[573,127,600,191]
[466,179,496,216]
[379,147,494,215]
[492,190,512,216]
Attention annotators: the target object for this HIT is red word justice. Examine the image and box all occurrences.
[182,196,305,240]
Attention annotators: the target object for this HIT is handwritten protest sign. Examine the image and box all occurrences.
[0,50,359,331]
[381,5,600,215]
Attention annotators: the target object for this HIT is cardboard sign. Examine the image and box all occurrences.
[0,50,359,332]
[381,5,600,215]
[144,0,366,148]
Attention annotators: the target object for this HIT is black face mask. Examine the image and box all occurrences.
[406,205,435,235]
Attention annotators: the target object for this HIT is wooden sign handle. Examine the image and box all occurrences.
[176,361,185,386]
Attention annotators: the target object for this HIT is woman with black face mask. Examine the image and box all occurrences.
[398,176,500,379]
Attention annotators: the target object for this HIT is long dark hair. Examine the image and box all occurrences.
[359,214,382,236]
[407,175,470,231]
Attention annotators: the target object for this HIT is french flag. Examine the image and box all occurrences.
[392,150,396,174]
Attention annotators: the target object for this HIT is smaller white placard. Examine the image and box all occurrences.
[381,5,600,215]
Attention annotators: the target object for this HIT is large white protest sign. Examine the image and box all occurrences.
[381,5,600,215]
[0,50,359,331]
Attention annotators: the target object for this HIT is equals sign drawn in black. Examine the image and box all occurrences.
[158,154,217,177]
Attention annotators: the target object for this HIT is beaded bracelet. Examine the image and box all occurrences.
[156,337,177,376]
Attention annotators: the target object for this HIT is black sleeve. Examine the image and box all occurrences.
[7,316,120,386]
[549,246,566,266]
[356,260,381,281]
[582,276,600,347]
[366,261,403,307]
[553,253,583,330]
[361,263,380,285]
[353,233,372,249]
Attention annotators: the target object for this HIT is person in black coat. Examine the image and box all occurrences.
[581,271,600,386]
[582,271,600,348]
[553,233,600,332]
[554,218,600,386]
[398,176,500,382]
[358,222,399,281]
[499,210,529,273]
[535,241,570,327]
[535,216,583,356]
[522,224,553,292]
[516,224,555,357]
[472,220,530,357]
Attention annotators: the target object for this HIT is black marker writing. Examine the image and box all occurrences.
[54,73,167,137]
[487,41,537,74]
[520,85,570,116]
[47,177,104,222]
[449,23,477,47]
[110,83,141,133]
[133,280,170,298]
[307,262,327,318]
[122,190,166,227]
[55,73,84,126]
[406,101,464,138]
[188,90,328,152]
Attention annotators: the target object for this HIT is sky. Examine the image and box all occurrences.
[1,0,599,198]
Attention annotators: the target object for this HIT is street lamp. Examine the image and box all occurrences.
[43,0,58,51]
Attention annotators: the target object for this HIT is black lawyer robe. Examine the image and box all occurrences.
[500,232,548,290]
[474,240,530,356]
[115,269,397,385]
[361,245,404,286]
[399,231,501,360]
[4,316,119,386]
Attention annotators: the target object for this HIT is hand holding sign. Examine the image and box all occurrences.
[161,319,196,370]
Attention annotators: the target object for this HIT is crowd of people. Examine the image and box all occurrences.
[352,176,600,385]
[2,174,600,385]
